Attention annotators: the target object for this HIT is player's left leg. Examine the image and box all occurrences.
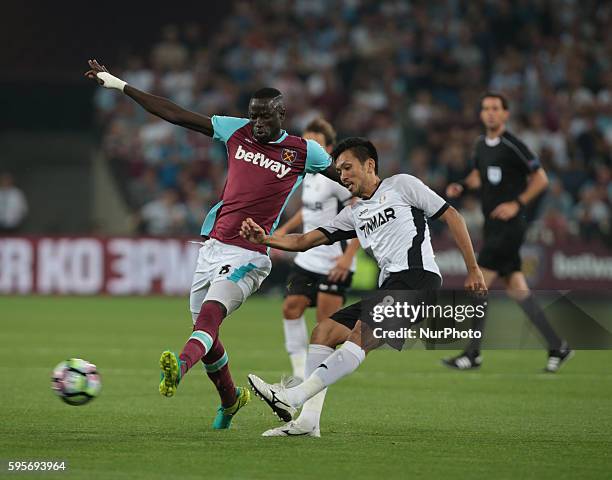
[504,272,573,372]
[202,336,251,429]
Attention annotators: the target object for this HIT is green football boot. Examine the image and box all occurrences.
[212,387,251,429]
[159,351,183,397]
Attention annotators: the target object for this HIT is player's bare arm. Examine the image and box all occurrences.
[328,238,360,283]
[274,210,303,236]
[446,169,481,198]
[319,164,345,187]
[240,218,329,252]
[490,167,548,221]
[439,207,486,292]
[84,59,213,136]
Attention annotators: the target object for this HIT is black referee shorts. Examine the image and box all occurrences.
[285,265,353,307]
[330,269,442,331]
[478,217,527,277]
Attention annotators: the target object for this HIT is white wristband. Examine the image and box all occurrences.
[96,72,127,92]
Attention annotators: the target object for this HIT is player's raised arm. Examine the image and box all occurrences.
[240,218,329,252]
[84,59,213,136]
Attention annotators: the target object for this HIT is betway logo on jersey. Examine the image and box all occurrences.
[235,144,291,178]
[359,208,396,237]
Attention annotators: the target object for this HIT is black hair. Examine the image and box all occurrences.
[251,87,283,100]
[480,92,509,111]
[332,137,378,174]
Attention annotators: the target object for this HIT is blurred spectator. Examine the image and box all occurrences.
[0,173,28,233]
[458,196,484,242]
[151,25,189,71]
[129,167,162,208]
[137,189,188,236]
[573,185,610,242]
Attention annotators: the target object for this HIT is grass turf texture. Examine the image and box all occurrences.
[1,296,610,479]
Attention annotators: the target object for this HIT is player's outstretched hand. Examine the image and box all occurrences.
[328,255,351,283]
[490,200,520,221]
[84,59,126,90]
[464,267,487,294]
[240,218,267,244]
[446,183,464,198]
[84,59,109,84]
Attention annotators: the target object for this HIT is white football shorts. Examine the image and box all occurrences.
[189,238,272,321]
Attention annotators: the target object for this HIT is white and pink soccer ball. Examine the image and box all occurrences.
[51,358,101,406]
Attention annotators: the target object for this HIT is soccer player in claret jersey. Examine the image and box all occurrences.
[85,59,336,429]
[241,138,487,435]
[275,119,359,384]
[442,93,573,372]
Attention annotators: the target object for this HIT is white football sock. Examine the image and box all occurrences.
[285,341,365,407]
[297,344,334,427]
[283,316,308,379]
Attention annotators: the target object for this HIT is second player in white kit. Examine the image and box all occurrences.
[275,119,360,386]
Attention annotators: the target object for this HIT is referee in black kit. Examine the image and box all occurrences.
[443,92,573,372]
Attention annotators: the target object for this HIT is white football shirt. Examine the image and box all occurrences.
[294,173,357,275]
[318,174,448,286]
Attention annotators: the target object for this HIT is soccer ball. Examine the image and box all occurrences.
[51,358,101,406]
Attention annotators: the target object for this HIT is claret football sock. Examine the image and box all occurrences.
[179,301,226,375]
[203,338,236,407]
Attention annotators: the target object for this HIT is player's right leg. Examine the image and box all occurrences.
[281,292,346,433]
[261,317,350,436]
[250,317,375,423]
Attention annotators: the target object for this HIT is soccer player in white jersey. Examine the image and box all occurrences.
[241,137,486,436]
[275,119,360,383]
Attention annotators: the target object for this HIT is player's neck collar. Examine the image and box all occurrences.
[361,177,382,200]
[267,130,288,144]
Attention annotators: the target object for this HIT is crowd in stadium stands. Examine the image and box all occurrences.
[94,0,612,245]
[0,173,28,234]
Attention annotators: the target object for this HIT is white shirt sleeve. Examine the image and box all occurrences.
[316,205,357,243]
[395,174,449,219]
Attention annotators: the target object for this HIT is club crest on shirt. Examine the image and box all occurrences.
[487,166,502,185]
[281,148,297,165]
[379,194,387,204]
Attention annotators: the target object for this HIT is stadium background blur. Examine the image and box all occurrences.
[2,0,611,289]
[3,3,612,478]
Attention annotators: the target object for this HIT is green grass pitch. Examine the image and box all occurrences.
[1,296,611,479]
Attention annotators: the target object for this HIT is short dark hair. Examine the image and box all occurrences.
[332,137,378,174]
[251,87,283,100]
[480,92,509,110]
[304,118,337,147]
